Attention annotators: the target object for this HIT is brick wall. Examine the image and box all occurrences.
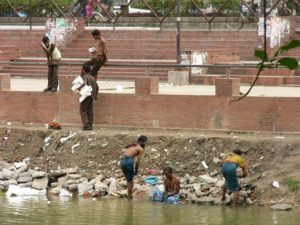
[1,76,300,132]
[0,74,11,91]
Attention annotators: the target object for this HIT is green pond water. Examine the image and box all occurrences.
[0,196,299,225]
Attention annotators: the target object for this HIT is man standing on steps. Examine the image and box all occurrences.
[41,36,61,92]
[82,29,108,80]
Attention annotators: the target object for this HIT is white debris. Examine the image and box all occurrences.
[14,161,27,169]
[71,142,80,153]
[101,141,108,148]
[44,136,51,143]
[23,157,30,163]
[201,161,208,169]
[151,148,157,152]
[3,137,8,140]
[60,132,77,144]
[7,122,11,126]
[272,181,280,188]
[6,185,46,196]
[274,136,285,139]
[59,188,73,197]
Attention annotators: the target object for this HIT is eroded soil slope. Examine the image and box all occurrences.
[1,124,300,205]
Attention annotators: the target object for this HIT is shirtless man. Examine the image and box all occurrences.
[163,167,180,204]
[120,135,148,200]
[82,29,108,80]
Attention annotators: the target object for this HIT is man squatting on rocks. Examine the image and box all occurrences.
[120,135,148,200]
[41,36,61,92]
[81,29,108,80]
[151,166,180,204]
[221,148,248,206]
[77,64,99,130]
[162,166,180,204]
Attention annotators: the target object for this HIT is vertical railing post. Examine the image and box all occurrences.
[176,0,181,66]
[29,0,32,30]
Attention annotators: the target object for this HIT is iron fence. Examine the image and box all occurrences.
[2,0,300,30]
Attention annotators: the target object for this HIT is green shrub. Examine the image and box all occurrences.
[284,177,300,192]
[0,0,242,16]
[210,0,240,10]
[0,0,73,16]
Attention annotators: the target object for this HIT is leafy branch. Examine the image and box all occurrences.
[230,1,300,103]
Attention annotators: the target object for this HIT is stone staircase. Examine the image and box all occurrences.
[0,28,300,85]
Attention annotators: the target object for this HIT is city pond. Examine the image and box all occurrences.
[0,195,299,225]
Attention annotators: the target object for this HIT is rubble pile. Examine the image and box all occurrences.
[0,159,257,206]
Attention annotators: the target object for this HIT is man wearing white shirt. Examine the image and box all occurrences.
[77,65,99,130]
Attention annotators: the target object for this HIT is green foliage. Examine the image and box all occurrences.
[0,0,73,16]
[254,40,300,70]
[277,57,299,70]
[1,0,242,16]
[255,49,268,61]
[284,177,300,192]
[210,0,240,10]
[132,0,176,11]
[131,0,238,15]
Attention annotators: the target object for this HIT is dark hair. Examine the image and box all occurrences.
[82,64,91,73]
[42,36,49,43]
[91,29,101,36]
[233,148,243,155]
[137,135,147,148]
[137,135,147,143]
[163,166,174,174]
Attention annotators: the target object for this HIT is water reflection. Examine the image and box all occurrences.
[0,196,299,225]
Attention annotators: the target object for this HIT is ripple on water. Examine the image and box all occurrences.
[0,196,299,225]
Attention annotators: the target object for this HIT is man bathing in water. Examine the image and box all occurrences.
[120,135,148,200]
[163,166,180,204]
[151,166,180,204]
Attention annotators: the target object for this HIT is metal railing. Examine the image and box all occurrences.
[3,0,300,30]
[0,60,275,79]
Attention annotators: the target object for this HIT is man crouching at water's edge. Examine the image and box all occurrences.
[163,166,180,204]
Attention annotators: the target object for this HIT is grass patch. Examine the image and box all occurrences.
[284,177,300,192]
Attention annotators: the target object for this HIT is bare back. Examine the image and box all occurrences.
[123,144,144,161]
[95,37,108,59]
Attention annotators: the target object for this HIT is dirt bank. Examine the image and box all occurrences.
[1,123,300,206]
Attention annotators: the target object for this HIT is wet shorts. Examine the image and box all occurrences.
[120,156,134,181]
[221,162,239,192]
